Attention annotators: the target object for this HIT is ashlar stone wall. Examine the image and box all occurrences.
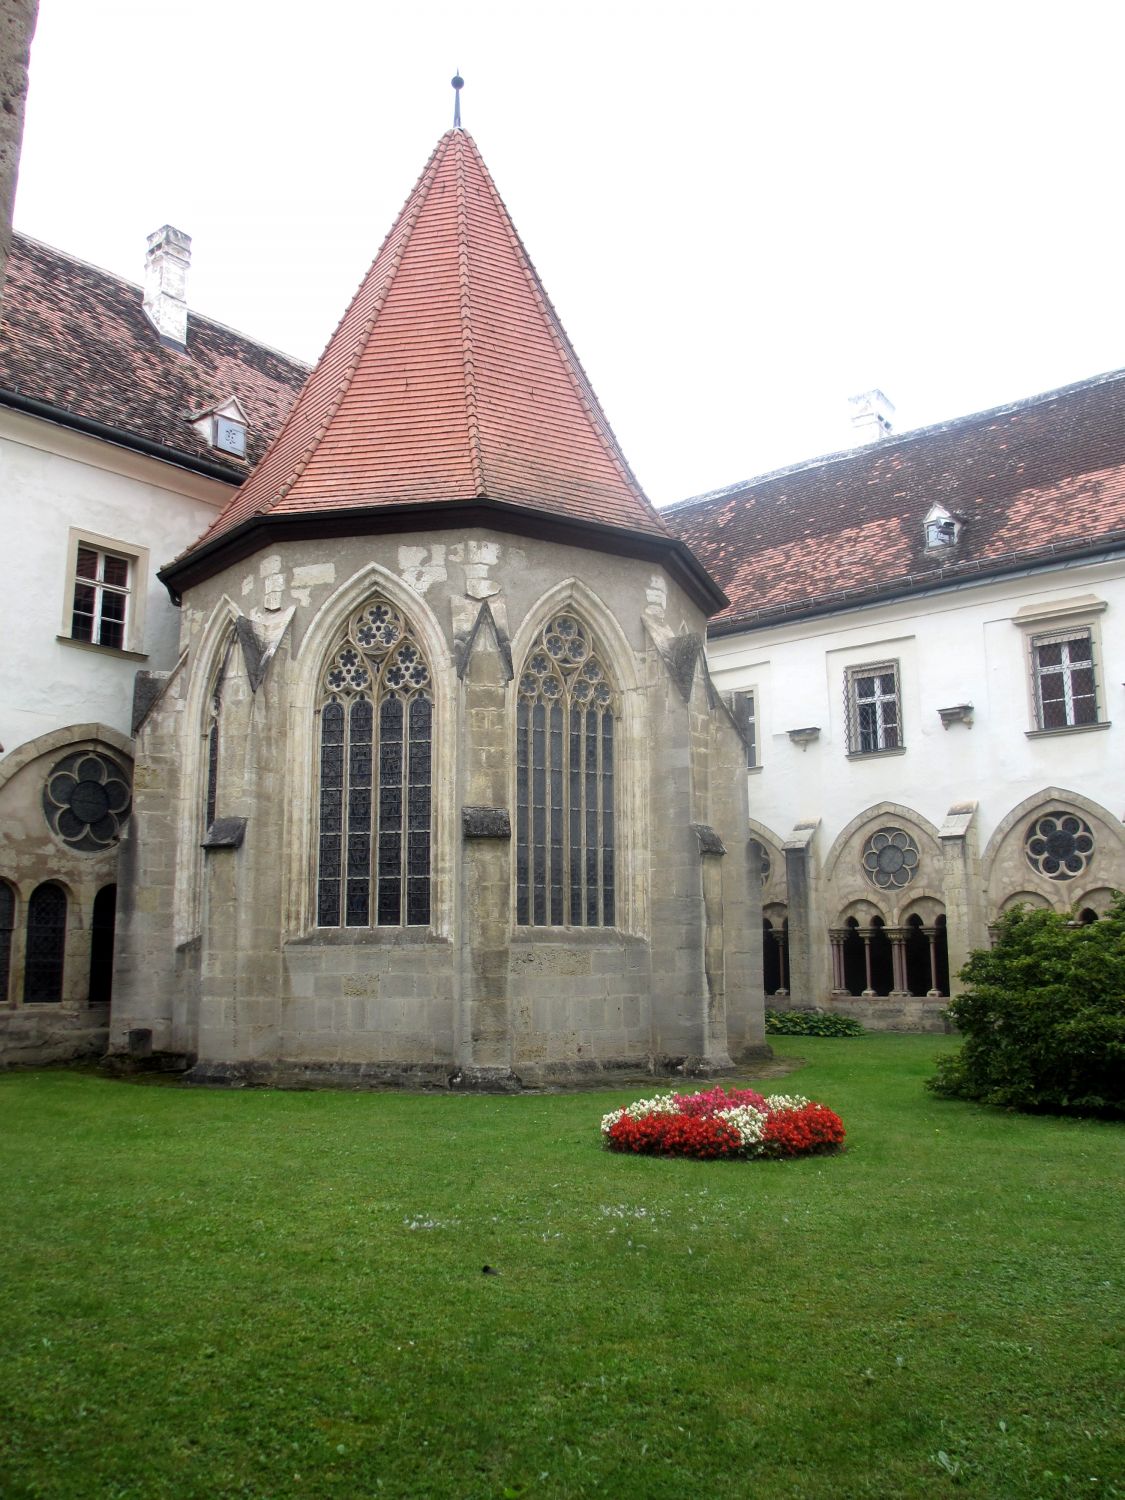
[110,527,767,1086]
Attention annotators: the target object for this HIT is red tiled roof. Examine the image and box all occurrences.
[0,232,308,473]
[670,371,1125,632]
[191,129,669,552]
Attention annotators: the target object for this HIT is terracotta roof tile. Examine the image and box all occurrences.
[670,371,1125,631]
[0,233,308,471]
[190,130,669,554]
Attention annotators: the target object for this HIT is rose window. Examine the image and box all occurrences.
[749,839,771,887]
[862,827,920,890]
[1025,812,1095,881]
[43,752,132,851]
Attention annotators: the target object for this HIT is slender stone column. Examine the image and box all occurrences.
[889,928,908,994]
[861,929,874,996]
[924,927,941,995]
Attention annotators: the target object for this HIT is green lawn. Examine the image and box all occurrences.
[0,1036,1121,1500]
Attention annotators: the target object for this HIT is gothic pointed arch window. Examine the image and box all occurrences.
[316,596,433,929]
[204,638,233,833]
[516,613,617,927]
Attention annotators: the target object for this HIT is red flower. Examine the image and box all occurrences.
[760,1102,845,1157]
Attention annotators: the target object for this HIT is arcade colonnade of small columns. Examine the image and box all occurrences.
[749,791,1125,1029]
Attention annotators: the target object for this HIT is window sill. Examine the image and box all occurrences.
[57,634,148,662]
[846,746,907,761]
[746,764,763,775]
[1025,720,1111,739]
[287,927,449,947]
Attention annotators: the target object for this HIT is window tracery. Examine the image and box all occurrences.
[1024,812,1095,881]
[861,827,919,890]
[516,614,616,927]
[316,597,433,928]
[42,752,132,851]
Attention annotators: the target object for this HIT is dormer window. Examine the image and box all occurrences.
[923,503,961,550]
[212,414,247,457]
[191,396,250,459]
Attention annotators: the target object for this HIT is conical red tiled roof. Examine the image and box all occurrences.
[190,130,671,552]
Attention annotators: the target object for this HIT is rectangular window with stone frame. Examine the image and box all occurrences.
[1031,628,1099,729]
[60,529,149,656]
[845,661,902,755]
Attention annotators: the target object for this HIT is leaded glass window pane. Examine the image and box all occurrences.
[0,883,14,1005]
[1034,630,1098,728]
[316,597,433,928]
[25,883,66,1003]
[516,614,617,928]
[847,662,902,754]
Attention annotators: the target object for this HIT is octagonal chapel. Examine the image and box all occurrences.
[109,129,764,1087]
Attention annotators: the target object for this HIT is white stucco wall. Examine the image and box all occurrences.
[706,554,1125,855]
[0,409,227,756]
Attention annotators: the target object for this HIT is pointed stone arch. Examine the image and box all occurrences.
[823,802,943,926]
[510,579,646,935]
[285,562,455,939]
[747,819,786,901]
[982,786,1125,919]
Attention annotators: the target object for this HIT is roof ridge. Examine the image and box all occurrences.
[454,133,486,496]
[10,229,309,371]
[265,136,451,514]
[464,136,669,535]
[668,365,1125,514]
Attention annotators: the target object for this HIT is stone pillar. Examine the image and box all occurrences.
[939,801,981,998]
[0,1,37,303]
[782,819,825,1009]
[694,825,734,1070]
[454,604,517,1088]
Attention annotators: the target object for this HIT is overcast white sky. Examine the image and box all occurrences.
[12,0,1125,503]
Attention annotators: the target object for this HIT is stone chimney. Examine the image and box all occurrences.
[143,224,191,349]
[0,1,39,307]
[848,389,895,444]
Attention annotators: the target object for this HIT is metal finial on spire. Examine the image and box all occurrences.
[452,71,464,128]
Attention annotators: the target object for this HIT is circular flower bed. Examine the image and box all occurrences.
[601,1086,845,1161]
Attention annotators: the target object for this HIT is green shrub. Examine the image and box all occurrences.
[765,1009,866,1037]
[928,896,1125,1115]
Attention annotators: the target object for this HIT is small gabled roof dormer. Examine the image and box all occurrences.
[922,501,962,552]
[190,396,250,459]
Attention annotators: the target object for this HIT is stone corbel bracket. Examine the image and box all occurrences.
[787,726,821,749]
[201,816,247,850]
[937,703,974,729]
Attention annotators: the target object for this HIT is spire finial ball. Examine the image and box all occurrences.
[452,74,464,90]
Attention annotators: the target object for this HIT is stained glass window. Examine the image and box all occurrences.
[25,883,67,1003]
[316,597,433,927]
[517,614,616,927]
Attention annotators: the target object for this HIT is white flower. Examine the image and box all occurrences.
[600,1093,679,1135]
[764,1094,810,1113]
[715,1104,768,1153]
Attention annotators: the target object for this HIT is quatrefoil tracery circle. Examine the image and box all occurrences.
[1025,812,1095,882]
[861,827,920,890]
